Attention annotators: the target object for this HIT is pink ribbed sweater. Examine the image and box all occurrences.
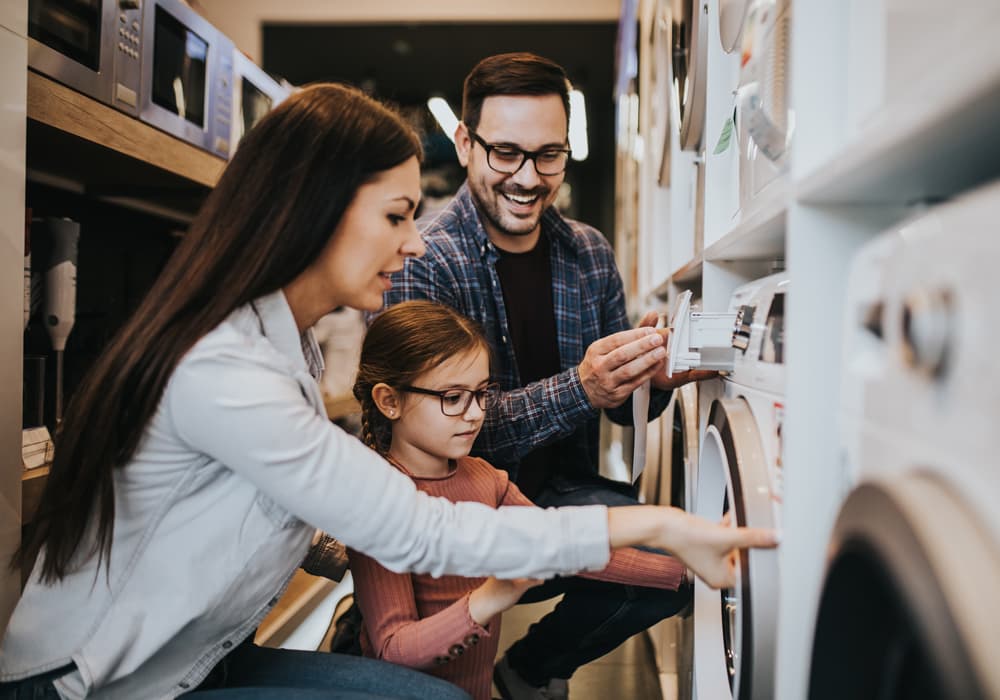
[348,456,686,700]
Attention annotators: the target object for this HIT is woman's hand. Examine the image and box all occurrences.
[666,510,776,589]
[468,577,542,625]
[607,506,779,589]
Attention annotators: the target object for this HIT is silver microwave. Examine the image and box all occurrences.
[28,0,144,116]
[230,51,290,157]
[138,0,233,158]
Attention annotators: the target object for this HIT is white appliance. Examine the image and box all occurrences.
[230,50,290,157]
[809,181,1000,699]
[689,272,787,700]
[672,0,708,152]
[641,379,700,700]
[737,0,792,214]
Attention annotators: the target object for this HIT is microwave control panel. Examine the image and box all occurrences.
[112,2,144,114]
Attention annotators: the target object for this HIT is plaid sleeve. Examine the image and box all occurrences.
[478,368,597,469]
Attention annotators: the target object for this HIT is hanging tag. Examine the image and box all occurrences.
[713,105,738,155]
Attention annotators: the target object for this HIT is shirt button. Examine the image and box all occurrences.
[501,336,507,343]
[464,634,480,646]
[179,682,190,689]
[222,640,233,649]
[434,655,450,665]
[449,644,465,656]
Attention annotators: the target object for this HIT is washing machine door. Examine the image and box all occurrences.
[809,477,1000,700]
[693,398,779,700]
[672,0,708,151]
[659,382,699,700]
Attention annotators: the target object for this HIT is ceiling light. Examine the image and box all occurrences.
[427,97,459,143]
[569,89,589,161]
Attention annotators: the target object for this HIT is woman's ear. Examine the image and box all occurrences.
[371,383,401,419]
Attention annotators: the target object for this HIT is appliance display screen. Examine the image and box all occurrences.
[29,0,102,71]
[241,77,273,138]
[152,6,208,127]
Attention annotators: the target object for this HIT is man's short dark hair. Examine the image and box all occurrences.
[462,52,571,134]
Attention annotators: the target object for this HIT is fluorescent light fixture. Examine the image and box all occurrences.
[427,97,459,143]
[569,89,589,161]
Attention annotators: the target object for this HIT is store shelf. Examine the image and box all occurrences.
[704,183,788,263]
[671,254,704,285]
[26,72,224,212]
[21,465,49,525]
[797,37,1000,204]
[324,394,361,422]
[255,570,337,648]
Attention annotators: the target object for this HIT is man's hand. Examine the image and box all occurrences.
[578,327,667,409]
[634,309,720,391]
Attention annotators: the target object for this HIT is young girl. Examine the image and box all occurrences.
[349,300,694,700]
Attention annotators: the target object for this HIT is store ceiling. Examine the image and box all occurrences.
[261,22,619,234]
[261,22,616,110]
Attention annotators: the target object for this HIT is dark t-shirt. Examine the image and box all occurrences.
[494,232,561,499]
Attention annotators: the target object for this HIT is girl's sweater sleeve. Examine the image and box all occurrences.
[347,548,492,670]
[489,460,685,591]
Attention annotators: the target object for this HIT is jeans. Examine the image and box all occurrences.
[504,476,692,685]
[0,642,471,700]
[190,641,471,699]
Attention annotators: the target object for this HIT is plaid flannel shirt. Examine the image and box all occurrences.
[380,183,671,481]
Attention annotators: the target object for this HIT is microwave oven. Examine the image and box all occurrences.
[230,51,290,156]
[28,0,144,115]
[138,0,233,158]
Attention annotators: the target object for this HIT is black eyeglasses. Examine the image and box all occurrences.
[399,383,501,416]
[468,131,571,176]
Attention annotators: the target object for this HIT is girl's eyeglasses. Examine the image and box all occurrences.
[398,383,500,416]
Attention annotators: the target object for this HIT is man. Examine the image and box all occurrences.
[381,53,714,699]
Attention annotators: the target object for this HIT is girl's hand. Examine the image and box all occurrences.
[468,577,542,625]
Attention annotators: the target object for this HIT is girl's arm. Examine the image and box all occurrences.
[494,469,685,590]
[483,458,773,590]
[347,547,491,670]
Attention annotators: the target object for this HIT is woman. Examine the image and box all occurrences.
[0,84,775,699]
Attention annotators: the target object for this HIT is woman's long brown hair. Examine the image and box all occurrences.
[19,84,422,582]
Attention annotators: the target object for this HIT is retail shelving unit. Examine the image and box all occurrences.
[619,1,1000,698]
[0,2,27,632]
[0,0,226,626]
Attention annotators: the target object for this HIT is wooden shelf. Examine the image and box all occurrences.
[324,394,361,422]
[255,570,337,648]
[26,72,224,214]
[671,254,704,285]
[21,465,50,526]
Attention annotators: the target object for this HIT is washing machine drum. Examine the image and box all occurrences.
[810,478,1000,700]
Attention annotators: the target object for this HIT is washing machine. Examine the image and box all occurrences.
[672,0,709,152]
[809,181,1000,699]
[642,379,700,699]
[737,0,792,217]
[690,271,787,700]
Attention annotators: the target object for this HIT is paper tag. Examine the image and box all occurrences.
[713,107,737,155]
[631,379,651,483]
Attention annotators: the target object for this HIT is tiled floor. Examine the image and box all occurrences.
[493,597,664,700]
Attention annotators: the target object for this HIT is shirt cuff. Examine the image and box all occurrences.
[300,533,349,581]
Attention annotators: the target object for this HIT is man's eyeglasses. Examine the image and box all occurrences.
[468,131,571,176]
[399,383,501,416]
